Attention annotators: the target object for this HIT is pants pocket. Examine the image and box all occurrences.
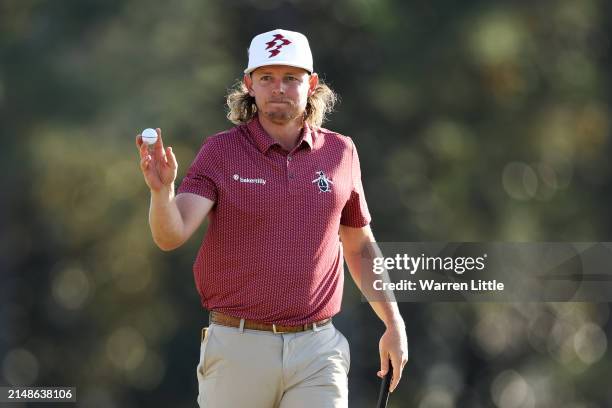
[196,326,212,381]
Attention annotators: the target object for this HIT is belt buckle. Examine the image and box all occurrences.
[272,324,287,334]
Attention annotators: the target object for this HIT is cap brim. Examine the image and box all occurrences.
[244,61,313,74]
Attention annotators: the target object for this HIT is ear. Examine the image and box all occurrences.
[308,73,319,96]
[244,74,255,96]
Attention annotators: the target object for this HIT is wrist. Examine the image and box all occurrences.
[384,315,405,330]
[150,183,175,200]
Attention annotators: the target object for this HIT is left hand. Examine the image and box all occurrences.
[378,322,408,392]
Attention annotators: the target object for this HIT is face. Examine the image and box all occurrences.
[245,65,318,125]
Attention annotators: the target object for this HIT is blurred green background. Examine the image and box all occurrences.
[2,0,612,407]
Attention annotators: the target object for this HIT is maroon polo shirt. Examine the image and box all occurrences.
[177,115,371,325]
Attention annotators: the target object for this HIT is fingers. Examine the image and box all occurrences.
[136,128,176,175]
[166,146,177,170]
[389,352,408,393]
[389,356,401,392]
[136,133,153,164]
[402,354,409,370]
[140,153,152,172]
[378,351,389,378]
[139,138,150,159]
[154,128,166,161]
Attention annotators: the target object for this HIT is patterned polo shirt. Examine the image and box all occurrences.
[177,115,371,325]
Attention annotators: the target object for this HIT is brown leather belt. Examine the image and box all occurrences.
[209,311,332,334]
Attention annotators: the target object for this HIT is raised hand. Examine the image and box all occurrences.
[136,128,178,192]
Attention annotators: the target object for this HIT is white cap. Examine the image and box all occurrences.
[244,29,313,74]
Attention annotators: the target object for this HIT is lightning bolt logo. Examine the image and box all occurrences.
[265,34,292,58]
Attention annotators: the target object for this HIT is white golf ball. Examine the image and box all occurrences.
[141,128,158,145]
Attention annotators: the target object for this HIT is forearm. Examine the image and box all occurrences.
[149,184,185,250]
[344,248,404,328]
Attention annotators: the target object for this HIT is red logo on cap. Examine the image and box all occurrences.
[265,34,291,58]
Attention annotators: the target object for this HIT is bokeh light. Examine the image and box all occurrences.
[2,348,39,386]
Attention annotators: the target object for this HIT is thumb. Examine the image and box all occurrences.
[378,353,389,378]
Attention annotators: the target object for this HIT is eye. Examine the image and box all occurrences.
[260,75,272,81]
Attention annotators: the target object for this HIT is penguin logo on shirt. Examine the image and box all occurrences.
[312,171,333,193]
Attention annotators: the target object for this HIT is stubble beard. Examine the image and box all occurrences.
[261,101,304,125]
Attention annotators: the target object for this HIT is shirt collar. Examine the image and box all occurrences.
[246,115,314,153]
[302,122,314,149]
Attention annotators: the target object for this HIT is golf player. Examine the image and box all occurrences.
[136,29,408,407]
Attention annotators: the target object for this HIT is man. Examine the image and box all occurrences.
[136,29,408,408]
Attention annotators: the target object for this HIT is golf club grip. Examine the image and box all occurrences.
[376,362,393,408]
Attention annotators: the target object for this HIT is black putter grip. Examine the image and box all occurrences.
[376,361,393,408]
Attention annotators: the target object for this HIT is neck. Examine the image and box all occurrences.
[258,114,304,151]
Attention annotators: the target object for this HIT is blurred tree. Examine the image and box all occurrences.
[1,0,611,407]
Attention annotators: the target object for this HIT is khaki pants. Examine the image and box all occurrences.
[196,321,350,408]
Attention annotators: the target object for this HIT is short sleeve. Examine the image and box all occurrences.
[340,139,371,227]
[177,137,219,202]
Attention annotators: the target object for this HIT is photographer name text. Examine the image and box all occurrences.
[373,279,504,292]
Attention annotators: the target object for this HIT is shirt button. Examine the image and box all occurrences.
[288,173,295,179]
[287,156,292,162]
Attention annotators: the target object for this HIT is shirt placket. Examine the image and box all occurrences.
[286,147,303,196]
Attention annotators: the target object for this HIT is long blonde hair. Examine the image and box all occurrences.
[226,78,339,128]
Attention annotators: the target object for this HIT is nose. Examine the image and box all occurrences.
[271,78,286,95]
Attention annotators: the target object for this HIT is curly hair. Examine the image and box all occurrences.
[226,78,339,128]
